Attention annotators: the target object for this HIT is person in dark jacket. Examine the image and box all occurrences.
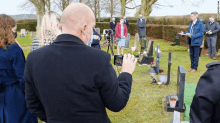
[180,12,204,73]
[205,16,220,60]
[24,3,137,123]
[137,14,146,45]
[0,14,37,123]
[190,62,220,123]
[91,28,102,49]
[110,17,116,32]
[123,16,129,28]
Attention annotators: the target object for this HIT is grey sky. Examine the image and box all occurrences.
[0,0,217,17]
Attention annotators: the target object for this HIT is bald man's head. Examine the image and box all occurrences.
[61,3,95,44]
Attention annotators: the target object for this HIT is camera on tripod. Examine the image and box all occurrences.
[104,29,113,40]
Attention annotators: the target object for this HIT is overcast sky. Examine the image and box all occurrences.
[0,0,217,17]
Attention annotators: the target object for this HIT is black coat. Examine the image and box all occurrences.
[91,28,102,49]
[110,21,117,31]
[137,19,146,37]
[190,62,220,123]
[24,34,133,123]
[124,19,129,28]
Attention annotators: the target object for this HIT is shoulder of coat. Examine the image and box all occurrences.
[206,61,220,69]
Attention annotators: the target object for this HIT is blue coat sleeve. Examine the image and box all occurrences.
[191,22,204,39]
[10,45,26,92]
[99,54,133,112]
[24,52,47,122]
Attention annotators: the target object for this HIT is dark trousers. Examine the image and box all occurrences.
[190,46,200,70]
[207,36,217,56]
[199,48,202,57]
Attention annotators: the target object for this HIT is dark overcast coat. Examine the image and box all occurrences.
[24,34,133,123]
[190,62,220,123]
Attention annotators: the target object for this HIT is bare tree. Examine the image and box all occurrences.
[53,0,74,11]
[28,0,47,37]
[104,0,120,19]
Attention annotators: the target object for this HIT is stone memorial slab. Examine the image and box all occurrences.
[134,33,140,52]
[166,66,186,112]
[124,33,130,49]
[20,29,26,37]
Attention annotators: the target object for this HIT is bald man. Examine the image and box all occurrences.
[24,3,137,123]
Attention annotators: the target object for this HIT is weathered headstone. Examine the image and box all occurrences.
[30,31,35,37]
[138,40,154,65]
[166,66,186,112]
[134,33,140,52]
[20,29,26,37]
[124,33,130,49]
[171,33,181,46]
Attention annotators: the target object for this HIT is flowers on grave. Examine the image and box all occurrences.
[169,95,178,108]
[151,62,156,68]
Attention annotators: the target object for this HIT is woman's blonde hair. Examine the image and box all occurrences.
[0,14,16,49]
[40,11,61,45]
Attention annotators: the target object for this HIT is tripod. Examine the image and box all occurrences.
[106,38,115,56]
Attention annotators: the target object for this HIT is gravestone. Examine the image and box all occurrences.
[30,31,35,37]
[20,29,26,37]
[140,37,147,53]
[170,110,181,123]
[171,33,180,46]
[124,33,130,49]
[138,40,154,65]
[166,66,186,112]
[166,52,172,85]
[134,33,140,52]
[30,37,41,52]
[95,28,100,35]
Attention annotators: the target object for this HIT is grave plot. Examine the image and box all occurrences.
[166,66,186,113]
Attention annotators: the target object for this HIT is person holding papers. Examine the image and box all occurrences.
[115,17,128,55]
[179,11,204,72]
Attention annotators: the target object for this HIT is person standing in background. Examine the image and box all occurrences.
[110,17,117,44]
[199,19,206,57]
[30,11,61,52]
[123,16,129,28]
[91,28,102,49]
[180,12,204,73]
[0,14,38,123]
[115,17,128,55]
[110,17,116,33]
[137,14,146,45]
[205,15,220,60]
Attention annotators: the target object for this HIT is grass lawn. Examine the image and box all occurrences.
[17,34,216,123]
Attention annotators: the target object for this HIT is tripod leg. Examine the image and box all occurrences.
[107,44,110,53]
[110,44,114,56]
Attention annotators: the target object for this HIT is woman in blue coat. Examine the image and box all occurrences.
[0,14,37,123]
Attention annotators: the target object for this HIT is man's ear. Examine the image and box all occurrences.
[82,24,87,35]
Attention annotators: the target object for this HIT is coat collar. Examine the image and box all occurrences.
[53,34,85,45]
[191,19,201,25]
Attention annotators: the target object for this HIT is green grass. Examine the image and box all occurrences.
[17,34,216,123]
